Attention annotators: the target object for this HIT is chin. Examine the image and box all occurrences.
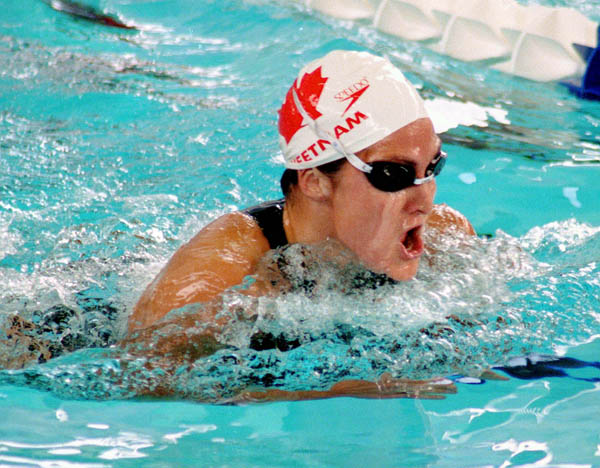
[384,259,420,281]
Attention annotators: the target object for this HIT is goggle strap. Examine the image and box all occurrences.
[414,152,447,185]
[291,87,372,174]
[344,149,372,173]
[413,174,434,185]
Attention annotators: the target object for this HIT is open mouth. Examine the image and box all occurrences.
[400,225,424,257]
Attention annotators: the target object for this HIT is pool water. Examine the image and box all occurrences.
[1,0,600,466]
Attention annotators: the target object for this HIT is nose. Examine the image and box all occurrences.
[403,178,436,215]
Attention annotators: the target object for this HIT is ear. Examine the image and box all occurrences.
[297,168,333,201]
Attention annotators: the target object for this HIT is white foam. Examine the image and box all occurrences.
[0,216,23,262]
[425,97,510,133]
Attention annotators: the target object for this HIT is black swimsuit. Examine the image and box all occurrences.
[244,198,396,294]
[244,198,288,249]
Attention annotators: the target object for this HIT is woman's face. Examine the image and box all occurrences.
[328,117,441,281]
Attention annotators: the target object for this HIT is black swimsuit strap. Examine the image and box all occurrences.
[244,198,288,249]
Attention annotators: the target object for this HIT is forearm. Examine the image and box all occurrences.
[224,375,456,404]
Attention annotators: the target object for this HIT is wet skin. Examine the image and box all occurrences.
[324,117,440,281]
[129,117,472,332]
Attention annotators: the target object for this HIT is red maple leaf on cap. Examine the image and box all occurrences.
[278,66,328,144]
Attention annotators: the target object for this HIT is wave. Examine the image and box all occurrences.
[1,219,598,401]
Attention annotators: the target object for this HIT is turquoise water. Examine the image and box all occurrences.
[1,0,600,466]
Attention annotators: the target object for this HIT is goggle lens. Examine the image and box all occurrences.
[364,152,446,192]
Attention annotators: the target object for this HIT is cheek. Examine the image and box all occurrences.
[330,176,379,242]
[335,203,381,249]
[329,180,424,278]
[330,183,402,257]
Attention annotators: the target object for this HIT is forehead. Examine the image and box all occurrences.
[358,118,441,163]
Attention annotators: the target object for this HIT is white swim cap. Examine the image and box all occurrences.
[278,50,429,169]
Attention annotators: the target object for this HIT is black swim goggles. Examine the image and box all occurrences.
[291,88,446,193]
[357,151,446,192]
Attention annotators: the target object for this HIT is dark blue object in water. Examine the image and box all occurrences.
[450,353,600,385]
[494,354,600,383]
[562,25,600,100]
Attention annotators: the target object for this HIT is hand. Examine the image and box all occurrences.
[329,374,457,399]
[224,373,456,404]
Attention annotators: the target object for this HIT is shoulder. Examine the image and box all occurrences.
[175,210,271,270]
[129,211,271,331]
[426,203,475,235]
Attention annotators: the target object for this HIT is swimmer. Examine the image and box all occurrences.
[129,50,473,332]
[125,50,475,400]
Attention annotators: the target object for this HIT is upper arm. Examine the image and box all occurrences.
[426,204,475,236]
[129,212,270,331]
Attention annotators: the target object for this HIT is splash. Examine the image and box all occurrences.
[1,220,599,402]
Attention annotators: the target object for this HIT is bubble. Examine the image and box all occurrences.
[1,221,599,402]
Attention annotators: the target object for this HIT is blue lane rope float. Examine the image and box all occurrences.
[562,25,600,100]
